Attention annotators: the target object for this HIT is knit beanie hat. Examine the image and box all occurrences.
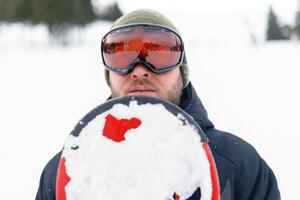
[104,9,189,88]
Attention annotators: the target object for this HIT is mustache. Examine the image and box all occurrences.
[126,78,158,91]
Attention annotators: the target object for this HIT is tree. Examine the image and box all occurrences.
[295,0,300,39]
[266,6,288,40]
[95,2,123,21]
[0,0,123,44]
[0,0,32,22]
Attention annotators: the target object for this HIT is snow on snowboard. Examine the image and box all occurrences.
[56,96,220,200]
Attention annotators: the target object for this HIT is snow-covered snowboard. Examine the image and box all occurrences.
[56,96,220,200]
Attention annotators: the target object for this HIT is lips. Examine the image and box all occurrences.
[128,86,155,95]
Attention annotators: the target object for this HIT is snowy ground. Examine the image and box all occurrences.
[1,13,300,199]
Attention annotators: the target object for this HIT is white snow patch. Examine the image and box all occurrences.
[63,101,212,199]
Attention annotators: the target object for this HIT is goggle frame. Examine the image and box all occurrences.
[101,23,186,75]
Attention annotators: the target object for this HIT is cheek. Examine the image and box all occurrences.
[157,69,182,87]
[109,73,129,95]
[109,73,127,87]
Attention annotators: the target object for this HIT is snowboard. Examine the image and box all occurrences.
[56,96,220,200]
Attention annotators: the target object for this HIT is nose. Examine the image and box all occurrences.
[131,64,150,78]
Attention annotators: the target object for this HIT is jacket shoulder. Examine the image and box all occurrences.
[35,152,62,200]
[207,129,258,165]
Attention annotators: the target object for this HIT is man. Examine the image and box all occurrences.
[36,9,280,199]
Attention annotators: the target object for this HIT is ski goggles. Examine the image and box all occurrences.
[101,24,186,74]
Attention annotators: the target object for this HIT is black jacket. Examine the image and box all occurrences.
[36,82,281,200]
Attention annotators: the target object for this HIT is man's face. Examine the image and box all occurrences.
[109,65,183,105]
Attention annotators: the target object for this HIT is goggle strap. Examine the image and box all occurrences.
[183,52,187,64]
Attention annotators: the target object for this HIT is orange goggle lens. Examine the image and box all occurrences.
[101,25,185,74]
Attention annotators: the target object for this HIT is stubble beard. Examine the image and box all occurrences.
[110,76,183,105]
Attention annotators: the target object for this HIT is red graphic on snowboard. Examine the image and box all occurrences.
[102,114,142,142]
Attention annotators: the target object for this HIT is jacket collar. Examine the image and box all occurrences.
[179,82,214,131]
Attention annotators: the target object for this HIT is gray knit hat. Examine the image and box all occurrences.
[104,9,189,88]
